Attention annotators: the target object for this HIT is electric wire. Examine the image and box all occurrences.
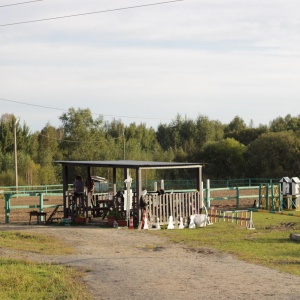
[0,97,172,121]
[38,133,119,144]
[0,0,43,8]
[39,133,122,144]
[0,0,183,27]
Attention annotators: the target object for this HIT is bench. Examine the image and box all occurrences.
[29,211,47,225]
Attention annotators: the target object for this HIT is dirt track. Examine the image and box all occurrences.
[1,224,300,300]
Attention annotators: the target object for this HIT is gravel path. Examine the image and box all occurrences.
[1,224,300,300]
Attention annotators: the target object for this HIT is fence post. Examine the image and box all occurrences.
[271,184,275,211]
[4,193,11,223]
[236,187,240,209]
[266,184,269,210]
[278,184,283,211]
[39,193,45,222]
[205,179,210,208]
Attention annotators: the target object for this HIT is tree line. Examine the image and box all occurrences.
[0,109,299,186]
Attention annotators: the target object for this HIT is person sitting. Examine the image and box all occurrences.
[73,175,85,200]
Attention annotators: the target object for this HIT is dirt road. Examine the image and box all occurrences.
[0,224,299,300]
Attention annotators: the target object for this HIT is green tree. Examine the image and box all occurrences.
[245,131,300,178]
[157,114,224,162]
[59,108,106,160]
[224,116,247,134]
[225,126,268,146]
[201,138,246,179]
[269,114,300,132]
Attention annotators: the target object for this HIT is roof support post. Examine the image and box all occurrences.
[136,168,142,225]
[197,166,203,207]
[124,168,129,180]
[113,167,117,195]
[63,165,69,218]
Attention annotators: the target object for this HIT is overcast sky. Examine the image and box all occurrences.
[1,0,300,132]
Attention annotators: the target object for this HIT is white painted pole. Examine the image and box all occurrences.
[200,181,204,208]
[206,179,210,208]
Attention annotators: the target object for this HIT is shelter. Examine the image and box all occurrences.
[56,160,203,225]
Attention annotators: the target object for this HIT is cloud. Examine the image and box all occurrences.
[1,0,300,131]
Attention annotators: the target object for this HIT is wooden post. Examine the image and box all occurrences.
[63,165,69,218]
[136,168,142,226]
[113,168,117,196]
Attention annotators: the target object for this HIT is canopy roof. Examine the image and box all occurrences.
[55,160,203,169]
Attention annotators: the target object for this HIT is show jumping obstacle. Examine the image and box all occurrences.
[207,207,255,229]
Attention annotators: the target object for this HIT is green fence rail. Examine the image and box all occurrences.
[2,182,285,223]
[0,178,280,195]
[205,184,282,211]
[3,192,63,223]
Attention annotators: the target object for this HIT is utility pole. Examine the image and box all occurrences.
[122,126,125,160]
[14,118,19,193]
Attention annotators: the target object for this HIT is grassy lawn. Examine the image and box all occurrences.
[150,211,300,276]
[0,231,93,300]
[0,259,92,300]
[0,231,74,255]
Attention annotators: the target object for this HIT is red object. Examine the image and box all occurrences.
[129,216,134,229]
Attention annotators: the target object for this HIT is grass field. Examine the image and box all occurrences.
[0,231,93,300]
[151,211,300,276]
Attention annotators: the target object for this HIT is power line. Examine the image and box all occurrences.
[0,0,44,8]
[0,0,183,27]
[0,97,171,121]
[39,133,121,143]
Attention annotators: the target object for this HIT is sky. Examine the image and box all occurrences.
[1,0,300,133]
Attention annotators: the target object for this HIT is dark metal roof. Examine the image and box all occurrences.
[55,160,203,169]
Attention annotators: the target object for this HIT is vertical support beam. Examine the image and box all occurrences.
[196,166,203,208]
[236,187,240,209]
[62,165,69,218]
[5,193,11,223]
[124,168,128,181]
[271,183,275,211]
[113,167,117,195]
[39,193,44,222]
[14,119,19,194]
[258,184,262,208]
[206,179,210,208]
[136,168,142,226]
[87,166,91,188]
[86,166,92,214]
[266,183,269,210]
[278,184,282,211]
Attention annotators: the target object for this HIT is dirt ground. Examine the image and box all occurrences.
[2,192,299,300]
[1,224,300,300]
